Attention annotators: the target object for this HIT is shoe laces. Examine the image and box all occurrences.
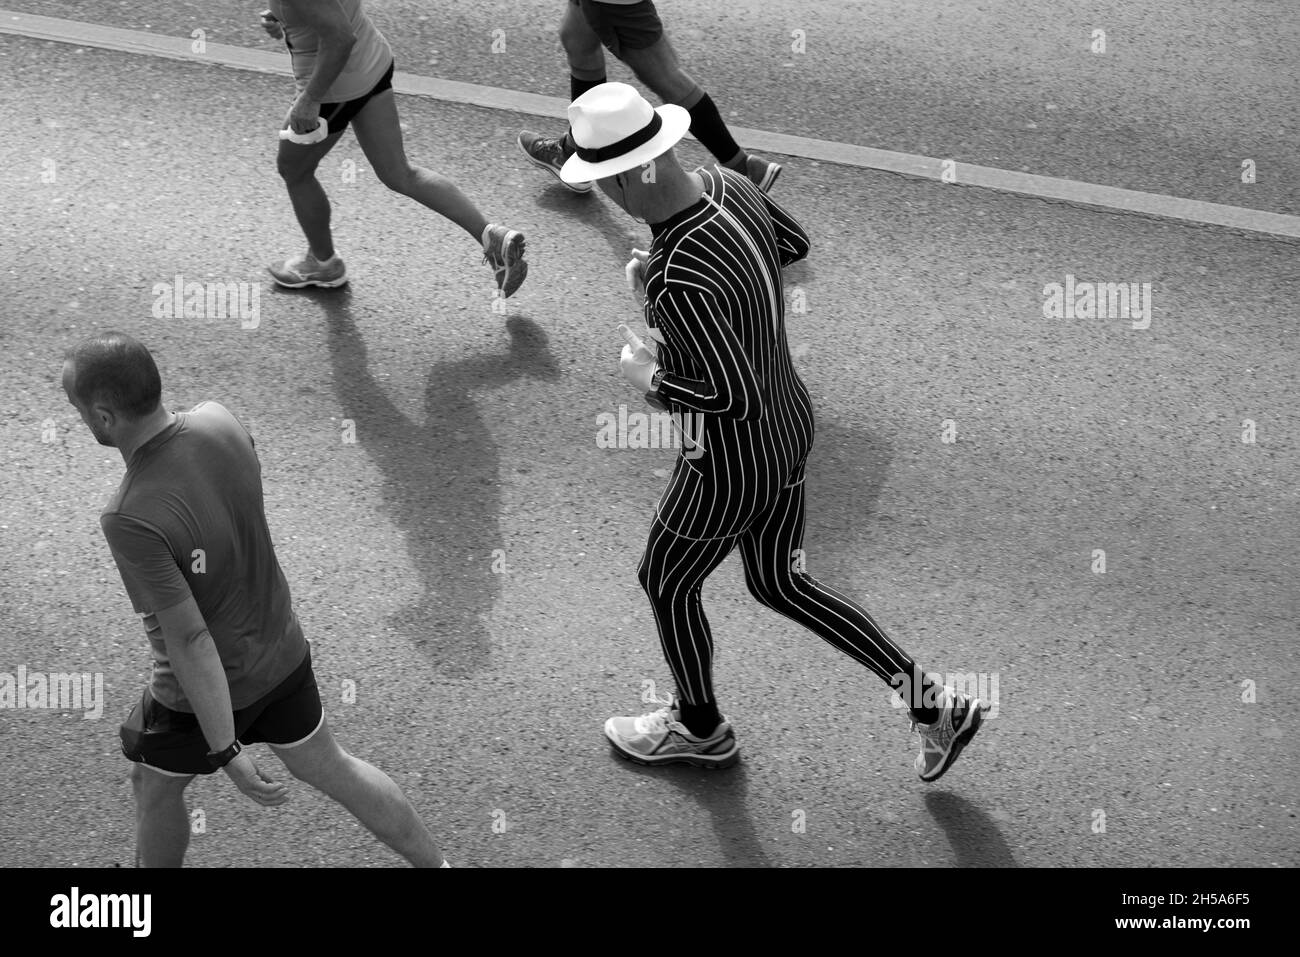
[636,706,677,735]
[647,689,677,709]
[542,137,564,165]
[483,230,525,269]
[912,692,965,747]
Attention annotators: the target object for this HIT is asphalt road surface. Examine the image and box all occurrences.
[0,2,1296,868]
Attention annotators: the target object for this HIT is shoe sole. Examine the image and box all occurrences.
[920,699,986,783]
[517,134,593,193]
[268,268,348,289]
[500,258,528,299]
[606,736,740,770]
[495,230,527,299]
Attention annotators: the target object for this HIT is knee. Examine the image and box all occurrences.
[285,758,323,787]
[376,163,415,195]
[745,571,794,610]
[625,49,693,101]
[127,762,146,796]
[285,745,350,789]
[637,560,684,609]
[277,154,317,186]
[744,578,775,608]
[129,764,186,808]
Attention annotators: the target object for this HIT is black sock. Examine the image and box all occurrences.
[685,93,744,167]
[563,75,606,160]
[907,665,942,725]
[570,73,607,102]
[678,701,722,738]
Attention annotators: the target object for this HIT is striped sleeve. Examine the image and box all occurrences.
[760,190,810,266]
[653,285,765,421]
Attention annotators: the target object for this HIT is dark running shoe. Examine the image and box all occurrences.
[518,130,593,193]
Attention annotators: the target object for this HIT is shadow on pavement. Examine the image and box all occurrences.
[798,416,893,585]
[923,790,1019,867]
[304,286,560,678]
[609,758,771,868]
[535,186,643,274]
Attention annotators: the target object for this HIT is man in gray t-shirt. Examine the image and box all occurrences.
[101,399,307,713]
[63,332,449,868]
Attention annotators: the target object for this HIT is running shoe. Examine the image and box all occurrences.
[268,251,348,288]
[745,154,782,193]
[482,225,528,299]
[604,705,739,769]
[518,130,593,193]
[911,685,988,782]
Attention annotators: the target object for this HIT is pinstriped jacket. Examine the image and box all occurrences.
[642,166,815,541]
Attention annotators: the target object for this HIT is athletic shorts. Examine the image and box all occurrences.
[316,58,395,136]
[575,0,664,57]
[119,647,323,776]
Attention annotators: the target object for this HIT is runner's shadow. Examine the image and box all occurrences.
[611,760,771,868]
[535,187,647,276]
[923,790,1019,867]
[797,416,893,583]
[305,287,560,678]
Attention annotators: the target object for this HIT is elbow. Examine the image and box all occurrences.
[732,388,766,422]
[781,242,810,268]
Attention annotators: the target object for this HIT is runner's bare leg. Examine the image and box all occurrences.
[350,89,489,242]
[272,717,445,867]
[276,129,347,261]
[130,764,195,867]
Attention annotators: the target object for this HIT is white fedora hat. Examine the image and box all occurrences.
[560,82,691,183]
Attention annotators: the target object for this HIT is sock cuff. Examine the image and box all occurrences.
[570,71,608,98]
[683,92,742,166]
[677,85,706,110]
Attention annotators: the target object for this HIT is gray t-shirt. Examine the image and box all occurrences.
[101,402,308,712]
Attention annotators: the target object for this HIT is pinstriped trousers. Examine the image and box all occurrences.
[637,463,920,709]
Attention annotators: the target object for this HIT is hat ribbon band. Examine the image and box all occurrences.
[575,111,664,164]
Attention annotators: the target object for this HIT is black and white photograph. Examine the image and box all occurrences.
[0,0,1292,934]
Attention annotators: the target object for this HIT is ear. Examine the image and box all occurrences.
[91,402,116,429]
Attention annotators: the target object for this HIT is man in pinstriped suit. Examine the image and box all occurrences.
[563,83,989,781]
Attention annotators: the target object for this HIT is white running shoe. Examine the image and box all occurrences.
[604,705,739,769]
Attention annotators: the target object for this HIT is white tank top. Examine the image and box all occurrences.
[268,0,393,103]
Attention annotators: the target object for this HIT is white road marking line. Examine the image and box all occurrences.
[4,10,1298,240]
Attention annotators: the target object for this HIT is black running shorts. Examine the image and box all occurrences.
[316,58,396,136]
[575,0,665,58]
[119,647,323,776]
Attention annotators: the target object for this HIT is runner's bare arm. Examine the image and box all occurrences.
[100,513,245,755]
[155,596,289,806]
[155,596,238,754]
[280,0,358,103]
